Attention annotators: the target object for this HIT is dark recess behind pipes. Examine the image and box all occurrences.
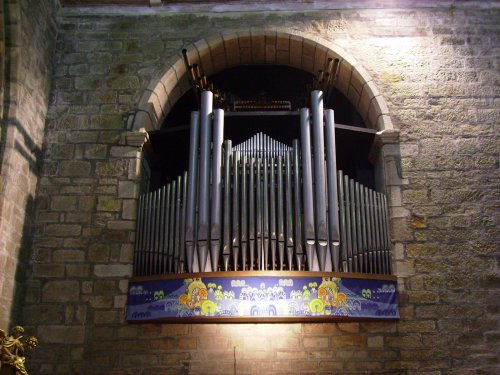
[149,65,374,191]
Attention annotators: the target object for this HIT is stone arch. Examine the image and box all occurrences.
[127,29,397,143]
[126,28,404,276]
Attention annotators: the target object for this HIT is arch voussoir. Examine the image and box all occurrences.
[131,29,397,138]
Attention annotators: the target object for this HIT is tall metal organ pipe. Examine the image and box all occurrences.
[324,109,340,271]
[292,140,304,271]
[311,90,328,272]
[222,140,232,271]
[300,108,316,271]
[133,90,392,276]
[185,111,200,272]
[210,108,224,272]
[197,90,213,272]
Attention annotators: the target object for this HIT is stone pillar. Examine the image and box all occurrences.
[0,0,57,330]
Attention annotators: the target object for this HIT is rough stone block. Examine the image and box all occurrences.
[408,291,440,304]
[303,336,329,348]
[302,323,338,334]
[94,280,116,294]
[63,52,85,64]
[118,180,138,198]
[78,196,95,211]
[114,294,127,309]
[32,264,65,278]
[84,144,108,159]
[110,146,138,158]
[318,361,343,371]
[89,243,110,262]
[272,336,300,350]
[105,76,140,90]
[96,160,127,177]
[45,224,82,237]
[97,196,121,212]
[65,212,92,224]
[36,212,60,223]
[69,63,89,75]
[23,305,64,324]
[75,76,101,90]
[81,295,113,308]
[289,35,303,69]
[122,354,158,368]
[59,161,91,177]
[398,320,436,333]
[52,144,74,159]
[391,216,413,239]
[66,264,90,277]
[99,131,121,144]
[367,335,384,348]
[94,264,132,277]
[91,114,124,130]
[42,280,80,302]
[338,323,360,333]
[38,325,86,344]
[121,199,137,220]
[52,249,85,262]
[97,41,123,51]
[50,196,77,211]
[67,131,99,143]
[107,220,134,230]
[34,237,61,248]
[331,335,363,348]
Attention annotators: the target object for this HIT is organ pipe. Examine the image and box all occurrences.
[300,108,316,271]
[197,90,213,272]
[232,151,240,271]
[133,90,392,276]
[185,111,199,273]
[324,109,340,272]
[210,108,224,272]
[285,152,294,271]
[241,154,248,270]
[292,140,304,271]
[311,90,328,272]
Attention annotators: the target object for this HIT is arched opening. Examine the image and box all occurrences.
[127,30,400,276]
[129,31,395,135]
[148,64,375,192]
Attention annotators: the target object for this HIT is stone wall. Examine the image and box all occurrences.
[0,0,57,329]
[22,4,499,375]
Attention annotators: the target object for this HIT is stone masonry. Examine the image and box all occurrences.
[0,0,57,329]
[0,1,497,374]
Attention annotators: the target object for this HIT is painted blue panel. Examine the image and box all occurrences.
[127,275,399,321]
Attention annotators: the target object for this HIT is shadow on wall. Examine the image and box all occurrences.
[0,107,45,329]
[9,193,36,327]
[0,0,46,324]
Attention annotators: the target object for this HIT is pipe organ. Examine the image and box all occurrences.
[134,90,392,276]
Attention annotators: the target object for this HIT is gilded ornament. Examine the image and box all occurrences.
[0,326,37,375]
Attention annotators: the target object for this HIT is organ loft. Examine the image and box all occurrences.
[0,1,497,374]
[126,50,398,322]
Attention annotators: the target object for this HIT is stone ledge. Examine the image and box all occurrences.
[377,129,400,144]
[126,131,149,148]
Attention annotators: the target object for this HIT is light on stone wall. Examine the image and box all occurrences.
[218,323,301,351]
